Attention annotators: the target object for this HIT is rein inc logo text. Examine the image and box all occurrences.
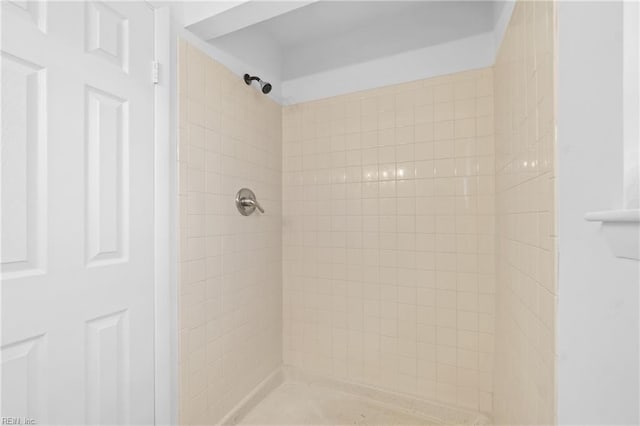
[1,419,36,425]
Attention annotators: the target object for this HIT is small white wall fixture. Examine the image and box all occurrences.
[584,210,640,260]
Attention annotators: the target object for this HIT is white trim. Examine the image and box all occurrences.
[153,6,178,425]
[280,32,495,105]
[623,1,640,209]
[621,3,640,415]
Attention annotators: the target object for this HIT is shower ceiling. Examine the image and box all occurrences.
[186,1,507,81]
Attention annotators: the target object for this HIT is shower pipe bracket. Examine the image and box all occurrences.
[584,209,640,260]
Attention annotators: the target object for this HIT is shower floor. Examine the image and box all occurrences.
[237,382,440,425]
[235,379,482,425]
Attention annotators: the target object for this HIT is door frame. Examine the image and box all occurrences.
[152,5,178,425]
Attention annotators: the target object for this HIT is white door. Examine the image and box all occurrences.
[1,2,155,424]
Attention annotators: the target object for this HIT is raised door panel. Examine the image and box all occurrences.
[85,310,129,425]
[85,86,129,267]
[0,335,47,421]
[5,1,47,33]
[85,1,128,72]
[0,53,47,279]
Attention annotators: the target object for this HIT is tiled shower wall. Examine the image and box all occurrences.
[282,70,496,412]
[178,40,282,425]
[493,1,557,424]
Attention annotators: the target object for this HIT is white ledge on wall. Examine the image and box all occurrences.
[584,209,640,260]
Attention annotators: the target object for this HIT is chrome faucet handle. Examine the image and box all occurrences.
[235,188,265,216]
[240,197,264,213]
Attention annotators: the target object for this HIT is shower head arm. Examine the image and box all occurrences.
[244,74,261,85]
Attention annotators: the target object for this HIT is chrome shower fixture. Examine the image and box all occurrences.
[244,73,272,94]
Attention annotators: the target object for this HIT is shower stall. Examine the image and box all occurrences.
[176,1,555,424]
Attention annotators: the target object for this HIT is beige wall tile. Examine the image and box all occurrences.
[283,68,496,413]
[492,0,557,424]
[178,40,282,425]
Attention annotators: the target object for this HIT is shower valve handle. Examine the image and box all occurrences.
[235,188,265,216]
[240,197,264,213]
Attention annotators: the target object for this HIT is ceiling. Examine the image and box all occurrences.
[183,0,512,103]
[188,1,504,80]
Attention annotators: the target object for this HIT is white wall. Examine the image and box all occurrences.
[557,2,640,424]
